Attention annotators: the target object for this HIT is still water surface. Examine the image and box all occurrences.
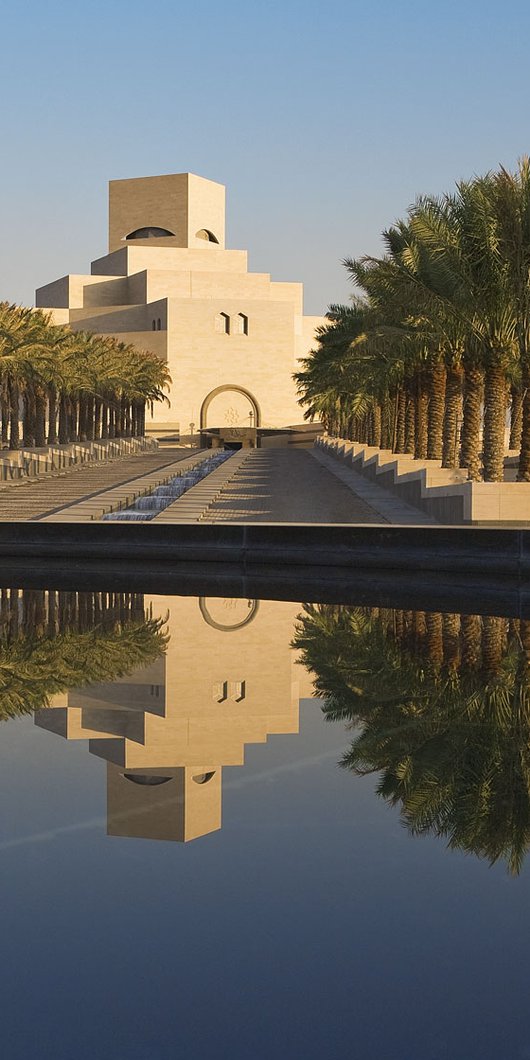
[1,588,530,1059]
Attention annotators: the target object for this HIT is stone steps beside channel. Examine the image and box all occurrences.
[154,451,251,522]
[41,449,208,522]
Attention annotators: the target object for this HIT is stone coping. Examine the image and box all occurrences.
[0,521,528,577]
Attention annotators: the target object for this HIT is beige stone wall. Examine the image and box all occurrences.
[161,296,303,429]
[36,172,326,432]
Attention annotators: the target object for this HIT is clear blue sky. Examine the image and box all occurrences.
[2,0,529,314]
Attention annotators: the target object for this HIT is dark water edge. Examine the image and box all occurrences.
[0,558,527,617]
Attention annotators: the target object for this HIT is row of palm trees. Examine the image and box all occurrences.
[294,604,530,874]
[296,158,530,481]
[0,303,170,449]
[0,589,167,720]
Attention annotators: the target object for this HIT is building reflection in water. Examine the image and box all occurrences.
[35,595,315,843]
[7,589,528,869]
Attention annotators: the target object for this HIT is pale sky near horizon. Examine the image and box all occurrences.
[1,0,529,315]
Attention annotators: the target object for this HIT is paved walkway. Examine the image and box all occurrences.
[0,447,198,521]
[203,449,387,523]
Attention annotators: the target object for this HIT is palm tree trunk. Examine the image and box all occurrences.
[372,402,382,447]
[404,378,415,454]
[442,612,461,671]
[460,613,481,671]
[426,612,444,670]
[394,387,406,453]
[1,386,9,447]
[483,364,507,482]
[58,394,69,444]
[460,365,483,481]
[78,393,88,442]
[381,393,391,449]
[427,365,446,461]
[69,397,78,442]
[414,373,428,459]
[442,367,463,469]
[482,615,504,675]
[23,385,36,448]
[94,399,102,440]
[108,402,116,438]
[509,384,523,451]
[86,396,95,441]
[47,384,58,444]
[101,400,109,439]
[8,379,20,450]
[131,400,139,438]
[517,364,530,480]
[35,389,46,448]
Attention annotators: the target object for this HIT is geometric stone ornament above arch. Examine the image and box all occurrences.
[199,384,261,429]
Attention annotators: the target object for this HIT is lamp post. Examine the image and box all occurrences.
[189,422,195,447]
[249,411,254,428]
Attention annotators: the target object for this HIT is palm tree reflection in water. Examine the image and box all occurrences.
[294,604,530,875]
[0,589,167,721]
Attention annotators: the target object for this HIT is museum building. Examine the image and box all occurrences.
[36,172,325,440]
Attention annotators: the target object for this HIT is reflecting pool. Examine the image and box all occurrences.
[1,587,530,1059]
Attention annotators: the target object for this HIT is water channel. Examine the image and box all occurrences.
[1,583,529,1059]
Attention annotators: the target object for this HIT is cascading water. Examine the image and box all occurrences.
[102,450,233,521]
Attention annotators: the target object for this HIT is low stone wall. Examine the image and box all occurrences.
[0,437,158,483]
[0,520,526,577]
[318,438,530,525]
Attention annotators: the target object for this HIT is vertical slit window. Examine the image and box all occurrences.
[215,313,230,335]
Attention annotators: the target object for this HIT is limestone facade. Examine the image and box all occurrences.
[36,172,325,435]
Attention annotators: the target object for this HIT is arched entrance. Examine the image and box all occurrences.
[200,385,261,430]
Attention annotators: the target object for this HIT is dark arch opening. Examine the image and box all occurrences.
[123,773,172,786]
[199,597,259,632]
[200,385,261,430]
[196,229,219,243]
[125,226,175,240]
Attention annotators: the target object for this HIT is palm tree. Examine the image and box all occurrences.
[298,161,530,485]
[0,304,171,450]
[489,159,530,480]
[0,588,167,722]
[294,603,530,875]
